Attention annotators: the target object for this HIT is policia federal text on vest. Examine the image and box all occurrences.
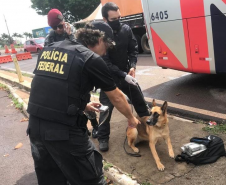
[27,40,94,126]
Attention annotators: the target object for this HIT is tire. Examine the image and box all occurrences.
[134,34,143,53]
[141,34,151,54]
[37,48,41,53]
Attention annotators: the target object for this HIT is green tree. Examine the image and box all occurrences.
[31,0,100,23]
[23,32,30,40]
[18,34,24,39]
[1,33,13,44]
[28,33,33,38]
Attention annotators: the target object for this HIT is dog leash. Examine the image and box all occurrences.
[123,127,141,157]
[122,83,144,157]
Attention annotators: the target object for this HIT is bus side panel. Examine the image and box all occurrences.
[210,4,226,73]
[150,20,192,72]
[187,18,210,73]
[180,0,210,74]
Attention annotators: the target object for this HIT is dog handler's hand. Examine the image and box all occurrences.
[125,75,137,86]
[85,102,102,112]
[128,116,140,128]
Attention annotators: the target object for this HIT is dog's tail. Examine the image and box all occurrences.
[123,128,141,157]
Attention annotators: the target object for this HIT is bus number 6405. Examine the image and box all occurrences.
[151,11,168,21]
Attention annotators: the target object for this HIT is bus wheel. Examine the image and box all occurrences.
[141,34,151,54]
[134,34,143,53]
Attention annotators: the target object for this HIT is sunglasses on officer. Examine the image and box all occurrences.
[52,24,64,30]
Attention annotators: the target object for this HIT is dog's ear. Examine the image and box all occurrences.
[152,99,156,107]
[161,101,168,115]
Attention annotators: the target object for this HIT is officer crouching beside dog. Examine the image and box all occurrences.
[26,22,140,185]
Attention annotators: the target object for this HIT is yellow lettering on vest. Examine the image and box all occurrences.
[47,51,52,60]
[61,53,68,63]
[37,61,43,70]
[51,51,55,60]
[58,52,62,61]
[40,51,46,59]
[45,62,50,71]
[45,52,49,59]
[49,62,54,72]
[53,51,59,60]
[59,65,64,74]
[53,64,59,73]
[42,62,47,70]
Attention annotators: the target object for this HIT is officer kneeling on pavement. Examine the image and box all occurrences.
[26,21,140,185]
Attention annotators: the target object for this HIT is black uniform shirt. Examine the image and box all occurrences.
[82,55,116,93]
[103,23,138,78]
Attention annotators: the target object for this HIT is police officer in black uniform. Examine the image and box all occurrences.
[27,22,140,185]
[44,9,76,46]
[45,8,99,135]
[95,2,150,152]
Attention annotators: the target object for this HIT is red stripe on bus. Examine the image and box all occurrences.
[180,0,210,73]
[151,27,188,71]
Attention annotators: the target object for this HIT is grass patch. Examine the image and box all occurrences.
[8,93,23,110]
[0,83,23,110]
[141,182,152,185]
[22,72,32,78]
[103,161,113,171]
[194,119,206,124]
[202,122,226,134]
[0,83,9,91]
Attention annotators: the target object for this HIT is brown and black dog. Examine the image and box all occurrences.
[127,99,174,171]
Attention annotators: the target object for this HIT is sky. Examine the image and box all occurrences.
[0,0,48,42]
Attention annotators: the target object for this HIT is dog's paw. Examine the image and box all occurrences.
[169,150,175,158]
[132,147,139,153]
[157,162,165,171]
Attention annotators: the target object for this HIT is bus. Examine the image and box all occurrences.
[141,0,226,74]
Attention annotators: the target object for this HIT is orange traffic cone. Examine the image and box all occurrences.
[4,45,10,54]
[10,44,17,54]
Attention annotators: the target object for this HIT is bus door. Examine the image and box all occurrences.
[145,0,193,72]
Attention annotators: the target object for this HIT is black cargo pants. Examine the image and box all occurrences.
[98,78,150,141]
[28,115,106,185]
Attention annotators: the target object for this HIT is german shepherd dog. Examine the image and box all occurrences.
[127,99,174,171]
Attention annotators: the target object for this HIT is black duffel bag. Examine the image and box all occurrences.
[175,135,226,165]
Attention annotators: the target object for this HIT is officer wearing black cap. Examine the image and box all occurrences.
[27,21,140,185]
[94,2,150,152]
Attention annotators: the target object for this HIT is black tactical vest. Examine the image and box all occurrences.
[27,40,94,126]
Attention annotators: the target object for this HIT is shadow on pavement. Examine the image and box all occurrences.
[15,172,38,185]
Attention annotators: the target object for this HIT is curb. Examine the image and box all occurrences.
[0,66,34,78]
[104,162,140,185]
[0,81,28,118]
[145,98,226,123]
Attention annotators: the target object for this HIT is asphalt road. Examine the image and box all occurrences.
[0,54,225,121]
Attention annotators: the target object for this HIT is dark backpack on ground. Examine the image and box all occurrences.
[175,135,226,165]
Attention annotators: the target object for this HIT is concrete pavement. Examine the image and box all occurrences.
[0,70,226,184]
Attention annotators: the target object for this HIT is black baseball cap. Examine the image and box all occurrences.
[87,21,115,48]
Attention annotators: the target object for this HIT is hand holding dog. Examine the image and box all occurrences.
[128,116,140,128]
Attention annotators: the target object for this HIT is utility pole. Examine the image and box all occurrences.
[3,14,12,44]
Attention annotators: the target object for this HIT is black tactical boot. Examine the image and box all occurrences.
[99,139,109,152]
